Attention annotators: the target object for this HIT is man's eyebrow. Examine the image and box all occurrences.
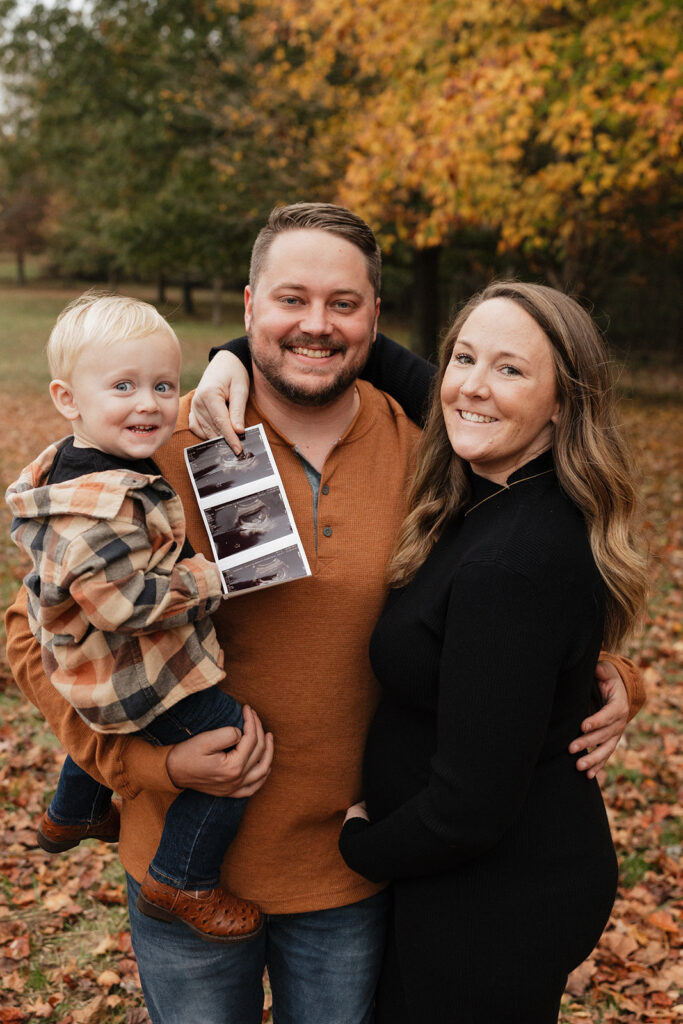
[271,282,365,298]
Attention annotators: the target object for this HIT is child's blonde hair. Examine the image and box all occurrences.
[47,291,179,380]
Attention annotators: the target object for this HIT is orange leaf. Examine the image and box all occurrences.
[647,910,678,934]
[4,935,30,961]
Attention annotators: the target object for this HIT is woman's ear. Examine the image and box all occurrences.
[49,379,80,422]
[550,394,562,425]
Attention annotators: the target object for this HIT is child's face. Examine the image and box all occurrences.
[61,329,181,460]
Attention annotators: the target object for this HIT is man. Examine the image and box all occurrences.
[6,204,643,1024]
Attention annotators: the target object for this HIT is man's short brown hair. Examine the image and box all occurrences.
[249,203,382,297]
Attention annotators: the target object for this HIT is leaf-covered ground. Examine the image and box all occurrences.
[0,389,680,1024]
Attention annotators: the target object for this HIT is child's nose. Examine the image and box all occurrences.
[136,388,159,411]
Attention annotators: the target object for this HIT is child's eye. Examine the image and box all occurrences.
[114,381,133,392]
[155,382,173,393]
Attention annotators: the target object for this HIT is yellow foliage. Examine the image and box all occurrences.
[191,0,683,258]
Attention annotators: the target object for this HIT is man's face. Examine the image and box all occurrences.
[244,228,380,407]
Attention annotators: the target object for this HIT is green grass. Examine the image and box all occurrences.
[619,850,652,888]
[0,280,247,394]
[0,252,46,285]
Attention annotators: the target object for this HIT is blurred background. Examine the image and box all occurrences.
[0,0,681,362]
[0,2,681,1022]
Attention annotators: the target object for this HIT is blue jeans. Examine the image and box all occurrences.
[48,686,245,889]
[127,874,389,1024]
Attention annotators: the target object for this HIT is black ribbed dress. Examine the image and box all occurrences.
[339,451,618,1024]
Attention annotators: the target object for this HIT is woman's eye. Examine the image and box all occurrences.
[453,352,473,365]
[501,365,522,377]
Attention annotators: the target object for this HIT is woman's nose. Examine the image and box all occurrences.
[460,367,490,398]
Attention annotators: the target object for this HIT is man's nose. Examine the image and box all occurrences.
[299,302,332,336]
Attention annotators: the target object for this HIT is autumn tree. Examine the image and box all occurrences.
[244,0,682,355]
[0,0,315,308]
[3,0,679,348]
[0,112,50,284]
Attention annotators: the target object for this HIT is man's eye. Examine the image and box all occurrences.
[281,296,301,306]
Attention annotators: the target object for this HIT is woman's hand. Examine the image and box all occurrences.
[344,801,369,825]
[569,661,629,778]
[188,351,251,454]
[166,704,274,798]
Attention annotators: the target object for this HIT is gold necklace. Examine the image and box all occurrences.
[464,469,554,517]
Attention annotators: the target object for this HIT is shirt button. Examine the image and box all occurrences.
[321,484,329,495]
[322,526,333,537]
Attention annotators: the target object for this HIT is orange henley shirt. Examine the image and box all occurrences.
[7,382,422,913]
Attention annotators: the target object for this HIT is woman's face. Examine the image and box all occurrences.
[440,298,560,484]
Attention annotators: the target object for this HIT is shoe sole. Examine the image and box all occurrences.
[36,828,119,854]
[136,892,264,944]
[36,830,80,853]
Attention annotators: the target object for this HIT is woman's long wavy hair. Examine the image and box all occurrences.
[388,281,649,648]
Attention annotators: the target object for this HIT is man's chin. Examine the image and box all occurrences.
[275,379,354,408]
[254,361,360,408]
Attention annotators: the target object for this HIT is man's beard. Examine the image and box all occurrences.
[248,331,373,408]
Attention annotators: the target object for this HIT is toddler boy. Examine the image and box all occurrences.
[6,292,262,943]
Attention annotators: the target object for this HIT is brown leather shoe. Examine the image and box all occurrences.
[37,803,120,853]
[136,871,263,943]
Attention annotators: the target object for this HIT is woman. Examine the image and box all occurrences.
[339,282,649,1023]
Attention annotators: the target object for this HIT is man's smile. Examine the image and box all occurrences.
[289,346,338,359]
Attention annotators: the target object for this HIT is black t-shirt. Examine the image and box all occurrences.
[47,438,195,561]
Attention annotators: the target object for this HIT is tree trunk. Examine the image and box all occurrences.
[410,246,441,362]
[182,275,195,316]
[157,272,167,305]
[16,247,26,286]
[212,275,223,326]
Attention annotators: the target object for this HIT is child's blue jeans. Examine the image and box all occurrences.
[47,685,246,891]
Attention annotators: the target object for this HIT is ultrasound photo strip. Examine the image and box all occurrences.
[184,425,311,597]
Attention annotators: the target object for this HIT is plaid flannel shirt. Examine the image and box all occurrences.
[6,439,225,733]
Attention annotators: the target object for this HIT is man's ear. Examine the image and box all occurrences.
[49,379,80,422]
[372,297,380,343]
[244,285,253,332]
